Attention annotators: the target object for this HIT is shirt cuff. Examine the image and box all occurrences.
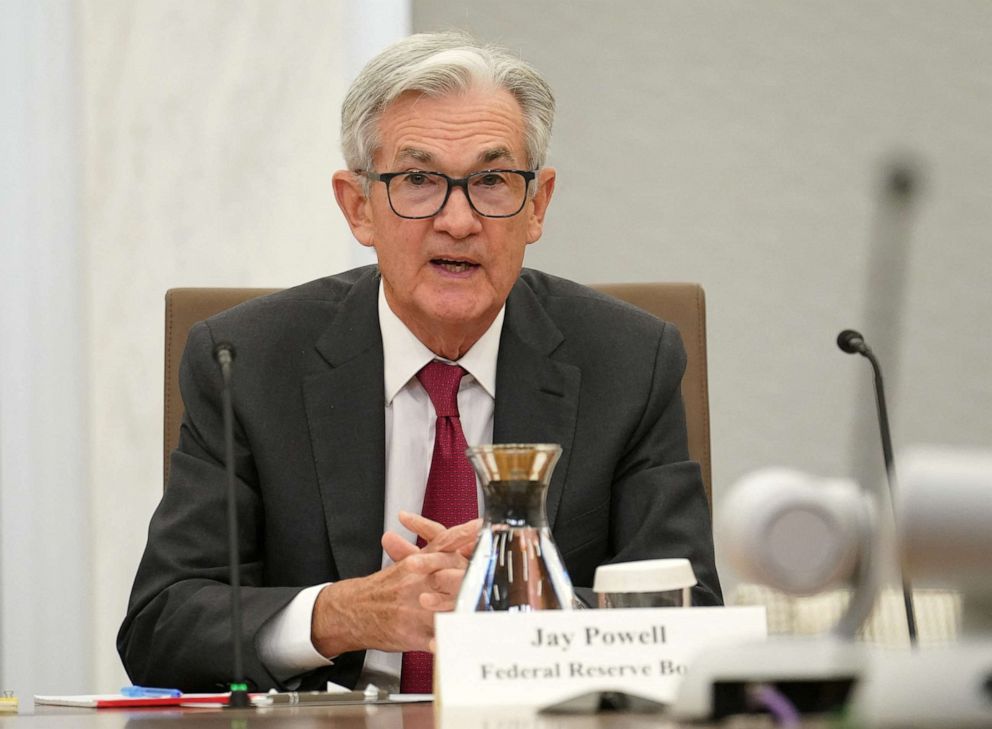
[257,583,334,682]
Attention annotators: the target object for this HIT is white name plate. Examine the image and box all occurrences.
[435,607,766,708]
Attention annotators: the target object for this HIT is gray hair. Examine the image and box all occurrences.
[341,31,555,176]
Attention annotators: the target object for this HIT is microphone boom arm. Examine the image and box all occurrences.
[837,330,919,645]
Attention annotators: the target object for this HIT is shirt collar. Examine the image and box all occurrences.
[379,281,503,404]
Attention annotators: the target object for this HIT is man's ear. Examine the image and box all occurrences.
[525,167,556,245]
[332,171,375,247]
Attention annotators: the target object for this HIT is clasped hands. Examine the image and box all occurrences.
[310,511,481,658]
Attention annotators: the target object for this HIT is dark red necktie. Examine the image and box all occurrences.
[400,361,478,694]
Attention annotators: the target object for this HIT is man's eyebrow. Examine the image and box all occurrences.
[479,147,516,165]
[394,147,434,165]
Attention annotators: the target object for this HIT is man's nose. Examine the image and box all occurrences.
[433,186,482,238]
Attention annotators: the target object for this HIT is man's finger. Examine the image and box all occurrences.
[430,567,467,596]
[403,550,467,575]
[430,518,482,554]
[382,530,418,562]
[420,592,458,612]
[398,511,446,543]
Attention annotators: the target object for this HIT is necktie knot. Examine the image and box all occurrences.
[417,361,466,418]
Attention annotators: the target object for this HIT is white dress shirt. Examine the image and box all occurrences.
[257,281,502,689]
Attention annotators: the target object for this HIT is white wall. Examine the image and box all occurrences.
[413,1,992,587]
[1,0,91,700]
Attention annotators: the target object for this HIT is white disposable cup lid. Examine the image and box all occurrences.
[593,558,697,593]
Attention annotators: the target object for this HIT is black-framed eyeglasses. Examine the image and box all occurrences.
[360,169,537,219]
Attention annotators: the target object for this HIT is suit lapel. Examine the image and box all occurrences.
[303,271,386,579]
[493,279,580,529]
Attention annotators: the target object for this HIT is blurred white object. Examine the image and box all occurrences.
[897,447,992,612]
[850,446,992,728]
[852,643,992,728]
[673,467,879,720]
[721,468,874,597]
[593,558,696,608]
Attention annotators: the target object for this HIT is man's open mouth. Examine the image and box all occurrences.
[432,258,479,273]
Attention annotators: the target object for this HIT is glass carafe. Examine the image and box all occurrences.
[456,444,574,612]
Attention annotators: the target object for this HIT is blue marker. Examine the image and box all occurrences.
[121,686,182,698]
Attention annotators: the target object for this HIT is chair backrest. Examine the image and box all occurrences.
[164,283,711,505]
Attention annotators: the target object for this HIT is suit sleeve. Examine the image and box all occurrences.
[608,322,723,606]
[116,321,342,691]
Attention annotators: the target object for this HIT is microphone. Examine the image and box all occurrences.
[836,329,868,356]
[214,341,236,368]
[212,342,251,708]
[837,329,918,645]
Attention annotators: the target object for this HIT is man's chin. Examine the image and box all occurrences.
[423,298,500,331]
[429,306,489,328]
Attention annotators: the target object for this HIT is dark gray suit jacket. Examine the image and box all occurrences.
[118,266,720,692]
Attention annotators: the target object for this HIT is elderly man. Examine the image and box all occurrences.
[118,31,721,694]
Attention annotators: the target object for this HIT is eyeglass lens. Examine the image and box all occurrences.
[387,171,528,218]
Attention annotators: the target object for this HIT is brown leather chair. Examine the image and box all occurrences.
[164,283,712,505]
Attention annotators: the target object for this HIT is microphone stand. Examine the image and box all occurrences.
[838,331,918,645]
[862,346,918,646]
[215,343,251,708]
